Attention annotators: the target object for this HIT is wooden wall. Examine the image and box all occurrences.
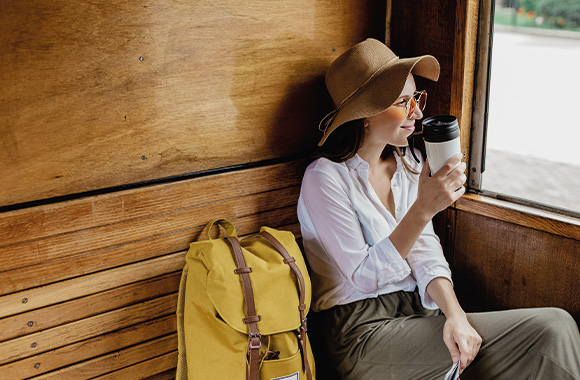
[0,1,386,378]
[0,0,386,208]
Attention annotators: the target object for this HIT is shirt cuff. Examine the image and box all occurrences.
[419,267,453,309]
[375,237,412,282]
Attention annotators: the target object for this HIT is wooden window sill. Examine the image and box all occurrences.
[455,193,580,241]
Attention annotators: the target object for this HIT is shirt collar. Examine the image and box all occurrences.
[345,152,404,174]
[345,154,366,171]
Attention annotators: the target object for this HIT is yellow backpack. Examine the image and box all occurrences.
[176,219,315,380]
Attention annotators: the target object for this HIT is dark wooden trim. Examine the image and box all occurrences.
[456,193,580,241]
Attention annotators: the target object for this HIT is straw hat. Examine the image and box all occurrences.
[318,38,440,146]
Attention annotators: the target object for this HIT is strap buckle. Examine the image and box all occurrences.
[249,333,262,349]
[300,317,308,333]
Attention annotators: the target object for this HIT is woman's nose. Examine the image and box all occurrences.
[411,104,423,119]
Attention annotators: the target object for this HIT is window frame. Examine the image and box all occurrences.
[468,0,580,220]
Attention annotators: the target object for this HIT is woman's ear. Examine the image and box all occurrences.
[363,119,369,128]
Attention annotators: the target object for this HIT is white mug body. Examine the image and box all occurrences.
[425,137,461,175]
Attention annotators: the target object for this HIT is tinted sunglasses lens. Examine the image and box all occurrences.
[406,97,417,118]
[418,92,427,111]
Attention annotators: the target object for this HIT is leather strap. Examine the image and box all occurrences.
[226,236,261,380]
[205,219,238,240]
[259,231,313,380]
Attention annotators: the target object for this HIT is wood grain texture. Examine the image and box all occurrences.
[452,210,580,321]
[457,193,580,240]
[0,0,385,207]
[30,335,176,380]
[0,160,307,247]
[0,293,177,365]
[0,315,176,379]
[0,273,180,342]
[0,186,300,274]
[0,252,184,318]
[91,351,177,380]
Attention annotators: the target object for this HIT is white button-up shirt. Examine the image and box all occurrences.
[297,152,452,311]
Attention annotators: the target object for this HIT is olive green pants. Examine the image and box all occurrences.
[321,290,580,380]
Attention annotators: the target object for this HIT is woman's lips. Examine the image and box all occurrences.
[402,124,415,132]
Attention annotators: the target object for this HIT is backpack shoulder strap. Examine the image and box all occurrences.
[259,231,313,380]
[226,236,261,380]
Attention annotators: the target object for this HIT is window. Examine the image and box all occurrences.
[469,0,580,217]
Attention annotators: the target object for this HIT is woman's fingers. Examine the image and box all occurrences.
[433,153,464,178]
[443,317,483,375]
[443,334,461,365]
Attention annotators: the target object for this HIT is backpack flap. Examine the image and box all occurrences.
[187,229,311,335]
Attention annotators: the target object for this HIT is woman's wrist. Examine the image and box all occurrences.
[407,201,434,226]
[426,277,466,319]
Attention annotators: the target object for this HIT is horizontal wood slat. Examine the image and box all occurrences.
[0,293,177,365]
[1,204,298,297]
[30,334,177,380]
[92,351,178,380]
[0,161,306,248]
[0,253,184,318]
[0,185,300,274]
[0,315,176,379]
[143,368,178,380]
[0,273,180,342]
[457,193,580,241]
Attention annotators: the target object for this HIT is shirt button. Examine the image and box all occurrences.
[397,207,401,212]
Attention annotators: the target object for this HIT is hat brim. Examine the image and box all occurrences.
[318,55,440,146]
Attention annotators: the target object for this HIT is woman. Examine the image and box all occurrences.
[297,38,580,379]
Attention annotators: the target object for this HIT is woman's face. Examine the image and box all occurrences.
[363,74,423,148]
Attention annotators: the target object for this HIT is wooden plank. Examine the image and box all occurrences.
[0,272,180,342]
[143,369,177,380]
[0,186,300,273]
[0,204,298,296]
[0,0,385,207]
[0,252,184,318]
[30,334,177,380]
[0,315,176,379]
[456,193,580,241]
[453,210,580,320]
[0,160,306,247]
[92,351,177,380]
[0,293,177,365]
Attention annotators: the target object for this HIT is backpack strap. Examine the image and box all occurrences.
[259,231,313,380]
[205,219,238,240]
[226,236,261,380]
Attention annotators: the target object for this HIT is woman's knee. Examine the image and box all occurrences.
[526,307,578,341]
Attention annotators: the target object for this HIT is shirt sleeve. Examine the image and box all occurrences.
[401,148,453,309]
[299,166,411,294]
[406,213,453,309]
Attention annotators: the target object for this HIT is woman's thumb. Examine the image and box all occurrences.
[421,159,431,178]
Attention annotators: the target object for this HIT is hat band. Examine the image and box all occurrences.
[318,56,398,135]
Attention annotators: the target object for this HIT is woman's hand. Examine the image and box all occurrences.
[416,154,467,219]
[443,314,482,374]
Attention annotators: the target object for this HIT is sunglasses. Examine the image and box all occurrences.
[394,90,427,119]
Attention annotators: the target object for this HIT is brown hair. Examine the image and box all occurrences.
[316,119,420,175]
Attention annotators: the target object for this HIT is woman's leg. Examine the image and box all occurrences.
[323,291,454,380]
[324,293,580,380]
[463,307,580,380]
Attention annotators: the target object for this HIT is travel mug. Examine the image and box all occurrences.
[422,115,461,175]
